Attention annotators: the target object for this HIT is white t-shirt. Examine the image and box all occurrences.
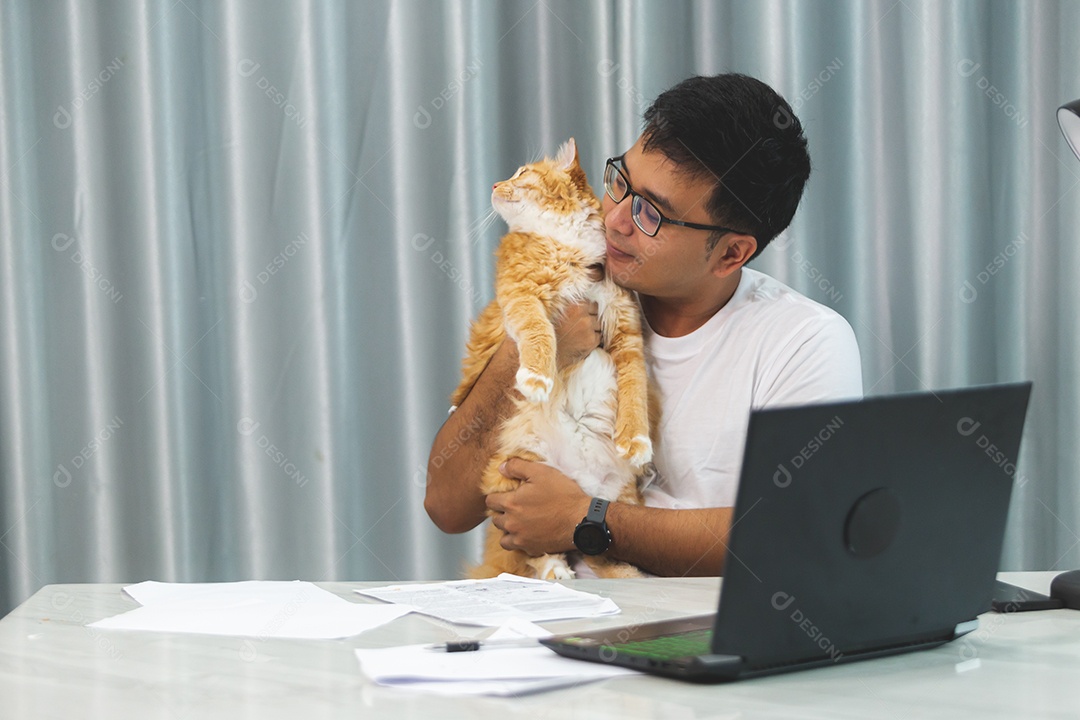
[641,266,863,511]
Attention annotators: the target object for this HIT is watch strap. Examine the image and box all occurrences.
[585,497,610,525]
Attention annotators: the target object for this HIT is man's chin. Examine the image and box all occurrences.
[605,257,641,290]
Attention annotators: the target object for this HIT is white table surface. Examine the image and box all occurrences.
[0,572,1076,719]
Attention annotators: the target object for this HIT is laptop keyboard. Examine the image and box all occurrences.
[608,629,714,660]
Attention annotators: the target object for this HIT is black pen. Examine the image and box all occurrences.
[427,638,540,652]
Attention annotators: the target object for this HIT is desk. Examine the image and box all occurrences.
[0,572,1076,719]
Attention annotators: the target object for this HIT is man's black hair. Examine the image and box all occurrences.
[642,73,810,260]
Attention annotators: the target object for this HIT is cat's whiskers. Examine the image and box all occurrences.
[467,209,500,247]
[520,142,544,167]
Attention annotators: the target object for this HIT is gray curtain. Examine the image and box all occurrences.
[1,0,1078,615]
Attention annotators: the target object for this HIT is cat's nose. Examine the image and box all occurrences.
[492,183,499,190]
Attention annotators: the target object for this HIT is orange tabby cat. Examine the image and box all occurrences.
[451,138,652,580]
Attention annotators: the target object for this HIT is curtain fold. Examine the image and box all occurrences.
[1,0,1078,614]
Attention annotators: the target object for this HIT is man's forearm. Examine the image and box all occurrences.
[424,341,520,533]
[606,503,733,577]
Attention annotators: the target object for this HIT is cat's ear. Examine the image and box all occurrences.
[556,137,591,192]
[554,138,578,170]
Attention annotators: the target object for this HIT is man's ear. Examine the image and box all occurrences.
[710,233,757,278]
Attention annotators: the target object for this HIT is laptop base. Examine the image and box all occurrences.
[541,618,971,682]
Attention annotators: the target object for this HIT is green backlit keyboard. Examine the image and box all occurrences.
[606,629,714,660]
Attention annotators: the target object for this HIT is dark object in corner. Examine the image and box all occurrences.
[1050,569,1080,610]
[992,570,1080,613]
[991,580,1063,612]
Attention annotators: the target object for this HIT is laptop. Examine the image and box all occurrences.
[541,382,1033,682]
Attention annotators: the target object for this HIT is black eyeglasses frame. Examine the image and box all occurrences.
[603,155,746,238]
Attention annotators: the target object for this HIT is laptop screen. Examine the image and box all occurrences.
[713,383,1031,667]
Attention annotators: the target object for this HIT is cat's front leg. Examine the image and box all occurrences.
[605,294,653,468]
[502,295,557,403]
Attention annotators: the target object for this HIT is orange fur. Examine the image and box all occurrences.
[451,139,653,580]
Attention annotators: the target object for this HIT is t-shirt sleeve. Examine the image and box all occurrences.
[756,313,863,408]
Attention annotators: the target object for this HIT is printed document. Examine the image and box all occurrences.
[356,573,619,626]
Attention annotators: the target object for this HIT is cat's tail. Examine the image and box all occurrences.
[450,300,505,406]
[466,523,537,579]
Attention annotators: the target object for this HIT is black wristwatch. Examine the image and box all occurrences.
[573,498,612,556]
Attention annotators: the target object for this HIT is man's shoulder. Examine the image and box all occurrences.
[732,267,853,338]
[735,268,863,404]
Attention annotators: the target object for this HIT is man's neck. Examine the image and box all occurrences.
[640,269,743,338]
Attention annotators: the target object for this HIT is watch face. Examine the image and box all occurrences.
[574,522,610,556]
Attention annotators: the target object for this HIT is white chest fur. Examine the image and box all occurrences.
[501,349,635,500]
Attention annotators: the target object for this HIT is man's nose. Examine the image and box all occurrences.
[604,195,634,235]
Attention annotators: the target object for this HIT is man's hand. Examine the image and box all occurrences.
[554,301,601,370]
[486,457,736,576]
[486,458,591,556]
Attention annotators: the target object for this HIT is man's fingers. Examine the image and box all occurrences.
[488,499,518,549]
[564,300,597,321]
[500,457,534,481]
[485,491,507,512]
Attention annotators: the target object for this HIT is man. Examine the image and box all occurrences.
[424,73,862,576]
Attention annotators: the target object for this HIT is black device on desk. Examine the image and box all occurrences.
[994,570,1080,612]
[542,382,1033,682]
[991,580,1063,612]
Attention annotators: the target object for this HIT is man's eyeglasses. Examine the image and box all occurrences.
[603,155,744,238]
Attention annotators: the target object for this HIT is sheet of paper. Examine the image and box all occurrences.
[90,581,413,640]
[354,642,637,696]
[356,573,620,626]
[485,618,552,639]
[371,677,585,697]
[122,580,329,607]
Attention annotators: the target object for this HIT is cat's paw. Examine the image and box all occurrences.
[528,555,575,580]
[542,560,576,581]
[617,434,653,468]
[515,367,553,403]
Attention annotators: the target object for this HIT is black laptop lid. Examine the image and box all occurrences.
[713,383,1032,667]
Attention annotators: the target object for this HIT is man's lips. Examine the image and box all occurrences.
[606,241,635,262]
